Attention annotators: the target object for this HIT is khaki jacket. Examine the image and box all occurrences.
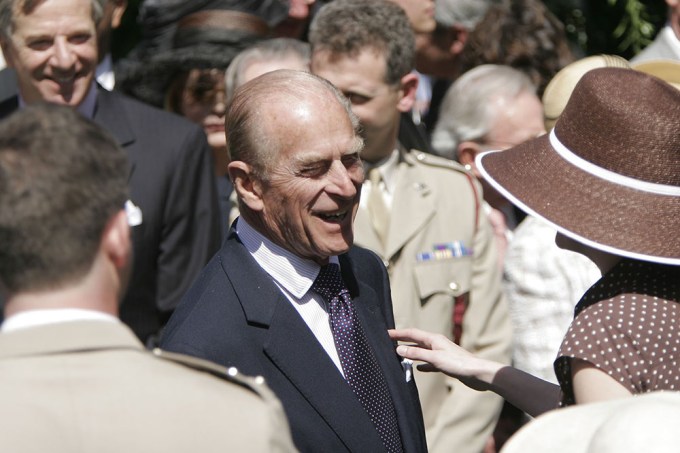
[355,148,513,453]
[0,321,296,453]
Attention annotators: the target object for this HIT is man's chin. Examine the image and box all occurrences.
[42,92,80,107]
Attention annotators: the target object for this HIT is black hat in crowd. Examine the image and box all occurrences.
[116,0,288,107]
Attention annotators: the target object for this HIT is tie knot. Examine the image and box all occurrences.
[369,167,382,186]
[311,263,346,302]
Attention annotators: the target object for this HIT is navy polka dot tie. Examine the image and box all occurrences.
[312,264,404,453]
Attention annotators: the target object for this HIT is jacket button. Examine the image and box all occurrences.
[448,282,459,292]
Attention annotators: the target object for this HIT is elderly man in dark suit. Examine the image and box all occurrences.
[161,69,428,453]
[0,0,220,344]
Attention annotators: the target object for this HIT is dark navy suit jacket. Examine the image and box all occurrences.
[0,90,221,342]
[161,231,428,452]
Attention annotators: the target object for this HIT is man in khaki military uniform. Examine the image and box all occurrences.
[0,104,295,453]
[309,1,512,452]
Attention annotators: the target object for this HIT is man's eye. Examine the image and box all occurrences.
[28,39,52,50]
[70,33,92,44]
[342,154,361,167]
[346,93,370,105]
[299,164,328,177]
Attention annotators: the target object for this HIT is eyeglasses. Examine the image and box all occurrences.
[184,69,226,106]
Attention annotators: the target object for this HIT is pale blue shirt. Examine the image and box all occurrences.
[236,217,344,375]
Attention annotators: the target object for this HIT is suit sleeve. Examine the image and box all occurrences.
[428,186,513,453]
[156,127,221,313]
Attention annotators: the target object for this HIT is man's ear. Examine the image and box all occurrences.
[0,38,15,69]
[396,71,419,113]
[102,210,131,271]
[448,24,469,57]
[111,0,128,29]
[228,161,265,212]
[457,141,482,176]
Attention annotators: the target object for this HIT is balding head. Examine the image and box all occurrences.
[227,69,360,180]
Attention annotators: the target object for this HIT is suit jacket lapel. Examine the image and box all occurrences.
[218,234,386,452]
[0,96,19,120]
[92,89,137,180]
[354,204,383,254]
[385,151,435,260]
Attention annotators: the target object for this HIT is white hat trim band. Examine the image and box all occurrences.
[550,129,680,196]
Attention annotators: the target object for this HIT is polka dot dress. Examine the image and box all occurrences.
[555,259,680,406]
[313,264,404,453]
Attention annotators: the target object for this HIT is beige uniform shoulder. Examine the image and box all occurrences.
[151,348,277,402]
[403,149,470,174]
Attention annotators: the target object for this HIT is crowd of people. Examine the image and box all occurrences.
[0,0,678,452]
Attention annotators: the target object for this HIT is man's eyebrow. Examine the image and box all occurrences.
[293,152,325,165]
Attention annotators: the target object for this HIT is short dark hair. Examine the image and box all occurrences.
[308,0,415,85]
[0,103,128,293]
[458,0,574,96]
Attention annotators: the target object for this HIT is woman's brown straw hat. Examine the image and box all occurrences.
[477,67,680,265]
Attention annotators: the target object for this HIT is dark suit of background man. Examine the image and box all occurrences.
[161,69,428,453]
[0,0,221,344]
[0,103,296,452]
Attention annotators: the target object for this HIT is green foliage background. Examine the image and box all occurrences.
[544,0,668,59]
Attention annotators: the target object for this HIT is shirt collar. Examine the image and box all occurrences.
[235,217,339,299]
[96,54,115,91]
[1,308,118,333]
[363,148,399,194]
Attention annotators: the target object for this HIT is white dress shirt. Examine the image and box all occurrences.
[2,308,118,332]
[96,54,116,91]
[236,218,345,376]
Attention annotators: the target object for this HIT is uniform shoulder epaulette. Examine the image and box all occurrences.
[405,149,469,174]
[151,348,276,400]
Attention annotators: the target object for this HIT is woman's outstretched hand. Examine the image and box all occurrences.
[389,327,502,392]
[389,327,562,417]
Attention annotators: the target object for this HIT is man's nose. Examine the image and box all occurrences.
[51,38,76,71]
[328,162,359,198]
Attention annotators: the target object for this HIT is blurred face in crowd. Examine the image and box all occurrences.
[96,0,126,59]
[275,0,316,38]
[250,90,364,264]
[178,68,227,151]
[312,48,413,164]
[470,90,545,208]
[1,0,97,106]
[240,56,309,85]
[388,0,435,33]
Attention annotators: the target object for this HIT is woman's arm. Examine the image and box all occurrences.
[570,358,632,403]
[389,327,561,417]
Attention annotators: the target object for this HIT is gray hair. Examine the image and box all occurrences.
[0,0,103,39]
[431,64,536,159]
[435,0,498,29]
[225,38,311,107]
[227,69,361,181]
